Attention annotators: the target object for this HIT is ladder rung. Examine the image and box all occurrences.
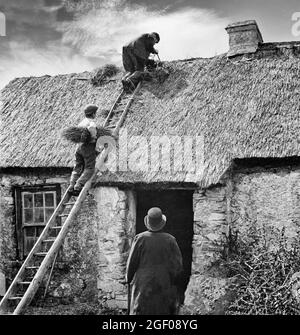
[34,252,48,257]
[64,202,75,206]
[59,213,69,217]
[51,226,62,229]
[8,296,22,301]
[42,239,56,243]
[18,281,31,285]
[26,266,39,270]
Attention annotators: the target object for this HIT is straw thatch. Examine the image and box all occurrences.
[1,42,300,188]
[62,126,113,143]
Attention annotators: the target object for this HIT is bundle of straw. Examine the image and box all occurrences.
[96,126,114,138]
[62,126,114,143]
[62,127,90,143]
[91,64,119,86]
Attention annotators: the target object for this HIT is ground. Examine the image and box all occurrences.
[23,301,126,315]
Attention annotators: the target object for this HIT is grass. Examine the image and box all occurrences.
[222,227,300,315]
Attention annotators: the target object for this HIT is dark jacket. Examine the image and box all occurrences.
[126,231,183,315]
[124,34,157,60]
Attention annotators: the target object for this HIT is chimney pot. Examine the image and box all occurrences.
[225,20,263,57]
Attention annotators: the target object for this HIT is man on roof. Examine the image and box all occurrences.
[122,32,160,92]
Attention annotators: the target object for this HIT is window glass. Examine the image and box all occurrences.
[34,193,44,207]
[19,189,59,257]
[45,193,54,207]
[23,194,33,208]
[34,208,44,223]
[24,208,33,223]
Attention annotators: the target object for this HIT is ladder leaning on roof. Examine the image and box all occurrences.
[0,82,142,315]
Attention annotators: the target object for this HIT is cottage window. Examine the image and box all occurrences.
[15,185,61,259]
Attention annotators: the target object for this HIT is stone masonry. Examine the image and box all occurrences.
[184,186,230,314]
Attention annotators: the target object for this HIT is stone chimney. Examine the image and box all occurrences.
[225,20,263,57]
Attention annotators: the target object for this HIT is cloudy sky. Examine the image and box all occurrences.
[0,0,299,90]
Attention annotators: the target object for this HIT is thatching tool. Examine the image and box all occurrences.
[155,53,164,69]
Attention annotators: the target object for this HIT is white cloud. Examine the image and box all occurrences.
[0,40,94,90]
[60,2,230,62]
[0,0,230,90]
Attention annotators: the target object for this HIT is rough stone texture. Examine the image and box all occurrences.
[0,169,136,309]
[230,167,300,249]
[0,170,101,303]
[0,171,70,290]
[185,186,230,314]
[48,190,100,303]
[0,171,69,281]
[0,178,16,280]
[226,20,263,57]
[93,187,136,308]
[0,272,5,297]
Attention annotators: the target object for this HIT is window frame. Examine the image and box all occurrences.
[15,184,61,260]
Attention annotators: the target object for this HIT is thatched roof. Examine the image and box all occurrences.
[1,41,300,188]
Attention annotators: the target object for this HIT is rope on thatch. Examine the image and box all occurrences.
[91,64,119,86]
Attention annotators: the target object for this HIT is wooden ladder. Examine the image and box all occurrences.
[0,82,142,315]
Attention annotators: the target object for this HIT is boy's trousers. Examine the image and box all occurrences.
[70,142,96,189]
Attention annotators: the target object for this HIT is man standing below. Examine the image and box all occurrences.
[126,207,183,315]
[122,32,160,91]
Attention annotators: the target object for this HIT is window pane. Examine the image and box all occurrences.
[34,208,44,223]
[45,208,54,222]
[24,208,33,223]
[23,194,33,208]
[34,193,44,208]
[45,193,54,207]
[25,227,35,237]
[24,237,36,256]
[37,227,44,236]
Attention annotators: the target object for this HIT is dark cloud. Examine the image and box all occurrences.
[0,0,97,90]
[44,0,63,6]
[56,6,74,21]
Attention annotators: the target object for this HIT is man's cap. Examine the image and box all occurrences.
[150,32,160,43]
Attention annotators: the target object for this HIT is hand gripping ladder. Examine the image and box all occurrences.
[0,82,142,315]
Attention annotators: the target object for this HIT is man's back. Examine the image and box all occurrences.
[78,117,96,143]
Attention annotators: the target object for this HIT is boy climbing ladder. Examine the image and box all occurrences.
[69,104,98,196]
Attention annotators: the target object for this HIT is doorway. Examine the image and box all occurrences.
[136,189,194,303]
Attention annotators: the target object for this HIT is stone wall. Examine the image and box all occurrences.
[0,170,137,309]
[0,174,17,280]
[93,187,136,309]
[0,170,101,303]
[49,190,100,303]
[0,171,69,283]
[184,185,231,314]
[230,167,300,249]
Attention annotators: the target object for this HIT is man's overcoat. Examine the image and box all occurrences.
[126,231,183,315]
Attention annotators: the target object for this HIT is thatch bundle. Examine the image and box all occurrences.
[96,126,114,139]
[91,64,119,86]
[62,127,90,143]
[62,126,113,143]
